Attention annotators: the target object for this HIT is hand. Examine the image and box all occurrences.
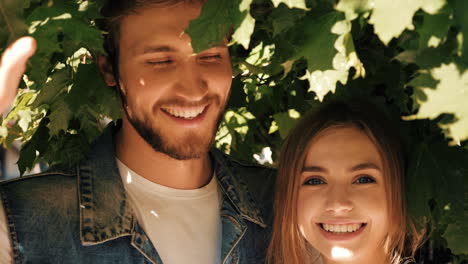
[0,37,37,114]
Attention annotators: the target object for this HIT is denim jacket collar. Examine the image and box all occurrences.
[77,124,266,246]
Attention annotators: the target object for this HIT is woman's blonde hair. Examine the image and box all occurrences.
[266,100,423,264]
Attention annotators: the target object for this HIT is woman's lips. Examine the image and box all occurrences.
[317,222,367,241]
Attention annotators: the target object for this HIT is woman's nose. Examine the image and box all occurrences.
[324,186,354,213]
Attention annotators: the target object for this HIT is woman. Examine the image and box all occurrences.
[266,100,423,264]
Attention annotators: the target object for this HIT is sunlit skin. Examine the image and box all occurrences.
[0,37,36,114]
[98,3,232,189]
[297,126,389,264]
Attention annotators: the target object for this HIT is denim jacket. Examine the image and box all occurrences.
[0,125,276,264]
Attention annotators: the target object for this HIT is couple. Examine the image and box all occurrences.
[0,0,421,263]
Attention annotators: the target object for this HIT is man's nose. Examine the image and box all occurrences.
[324,186,354,213]
[174,61,208,101]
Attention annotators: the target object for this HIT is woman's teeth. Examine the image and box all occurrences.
[162,106,205,119]
[321,223,363,233]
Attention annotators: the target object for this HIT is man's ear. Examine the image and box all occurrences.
[97,55,117,87]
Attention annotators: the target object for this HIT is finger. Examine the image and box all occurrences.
[0,37,37,113]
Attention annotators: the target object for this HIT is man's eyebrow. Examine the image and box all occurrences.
[349,162,381,172]
[141,45,176,54]
[301,166,327,173]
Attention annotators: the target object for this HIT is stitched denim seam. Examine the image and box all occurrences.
[222,220,247,264]
[0,187,21,264]
[0,171,75,185]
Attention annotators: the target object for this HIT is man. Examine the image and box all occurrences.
[0,0,275,263]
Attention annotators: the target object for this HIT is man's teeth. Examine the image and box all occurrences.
[162,107,205,119]
[322,223,363,233]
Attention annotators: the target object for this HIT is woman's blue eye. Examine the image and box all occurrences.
[303,178,325,186]
[355,176,376,184]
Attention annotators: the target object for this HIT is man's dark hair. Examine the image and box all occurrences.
[97,0,206,82]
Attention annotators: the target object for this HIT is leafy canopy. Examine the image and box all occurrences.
[0,0,467,260]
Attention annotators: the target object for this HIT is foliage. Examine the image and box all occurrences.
[0,0,467,261]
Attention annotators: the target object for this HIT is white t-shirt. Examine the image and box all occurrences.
[117,159,222,264]
[0,160,222,264]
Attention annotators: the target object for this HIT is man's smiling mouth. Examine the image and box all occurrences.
[161,105,207,120]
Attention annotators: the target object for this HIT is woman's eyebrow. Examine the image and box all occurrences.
[301,166,327,173]
[349,162,381,172]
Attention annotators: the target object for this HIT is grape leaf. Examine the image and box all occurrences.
[335,0,371,21]
[369,0,444,45]
[32,69,71,107]
[47,99,73,137]
[414,63,468,141]
[416,11,451,50]
[296,17,363,101]
[17,118,49,175]
[186,0,243,53]
[269,4,306,37]
[444,220,468,255]
[273,111,299,139]
[291,12,344,71]
[0,0,28,50]
[451,0,468,64]
[406,142,435,225]
[271,0,307,10]
[231,0,254,49]
[65,63,120,119]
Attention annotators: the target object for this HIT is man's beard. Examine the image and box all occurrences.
[121,93,225,160]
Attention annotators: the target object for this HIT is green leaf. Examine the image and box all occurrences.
[17,109,34,132]
[0,0,28,50]
[17,118,49,175]
[47,99,73,137]
[415,37,458,69]
[406,143,435,225]
[231,0,254,49]
[32,68,71,107]
[444,219,468,255]
[369,0,444,45]
[451,0,468,63]
[335,0,371,21]
[416,11,451,50]
[271,0,307,10]
[270,4,306,37]
[291,12,345,71]
[408,72,440,89]
[186,0,242,53]
[414,63,468,141]
[66,63,120,120]
[273,110,299,139]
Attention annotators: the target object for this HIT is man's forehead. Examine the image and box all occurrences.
[119,4,200,53]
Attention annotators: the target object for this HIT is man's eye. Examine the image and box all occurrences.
[303,178,325,186]
[147,60,172,66]
[199,54,222,62]
[354,176,376,184]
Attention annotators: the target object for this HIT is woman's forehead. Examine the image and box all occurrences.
[304,126,383,169]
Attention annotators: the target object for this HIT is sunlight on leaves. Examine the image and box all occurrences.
[301,19,364,101]
[232,0,254,49]
[413,63,468,141]
[336,0,371,21]
[369,0,445,45]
